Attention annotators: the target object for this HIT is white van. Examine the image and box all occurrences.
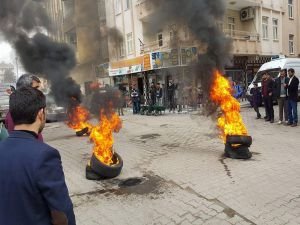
[246,58,300,105]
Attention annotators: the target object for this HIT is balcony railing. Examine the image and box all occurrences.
[141,29,261,55]
[140,38,197,54]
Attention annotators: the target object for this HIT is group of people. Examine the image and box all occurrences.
[251,68,299,127]
[129,80,203,114]
[0,74,75,224]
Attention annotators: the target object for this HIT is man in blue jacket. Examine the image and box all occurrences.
[0,87,76,225]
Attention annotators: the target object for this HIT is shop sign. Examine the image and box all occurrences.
[109,64,142,76]
[181,47,198,65]
[143,54,152,71]
[95,63,109,78]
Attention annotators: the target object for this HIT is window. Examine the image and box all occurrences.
[288,0,294,19]
[183,26,190,39]
[115,0,122,15]
[272,19,278,40]
[262,16,269,39]
[124,0,131,10]
[228,17,235,37]
[158,33,163,47]
[126,32,133,54]
[289,34,294,54]
[119,41,125,57]
[217,21,224,32]
[170,30,177,42]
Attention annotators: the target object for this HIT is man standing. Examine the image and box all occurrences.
[262,73,275,123]
[156,83,162,106]
[275,69,289,124]
[131,86,140,114]
[286,68,299,127]
[167,80,176,113]
[250,82,262,119]
[0,87,76,225]
[5,74,43,141]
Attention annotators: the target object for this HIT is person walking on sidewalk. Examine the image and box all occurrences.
[0,87,76,225]
[275,69,289,124]
[250,82,261,119]
[286,68,299,127]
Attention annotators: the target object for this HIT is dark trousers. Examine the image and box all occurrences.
[168,94,175,111]
[277,97,288,121]
[133,101,140,114]
[253,104,261,118]
[288,99,298,124]
[264,96,274,120]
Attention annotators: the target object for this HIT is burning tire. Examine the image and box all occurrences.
[224,144,252,159]
[90,152,123,179]
[226,135,252,147]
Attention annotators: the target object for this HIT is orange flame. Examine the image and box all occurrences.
[210,70,248,142]
[67,105,93,132]
[89,111,122,165]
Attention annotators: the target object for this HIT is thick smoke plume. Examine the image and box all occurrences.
[148,0,232,114]
[0,0,81,106]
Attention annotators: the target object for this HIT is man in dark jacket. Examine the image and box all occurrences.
[0,87,76,225]
[250,82,261,119]
[5,74,43,141]
[131,86,140,114]
[274,69,289,124]
[287,68,299,127]
[262,73,275,123]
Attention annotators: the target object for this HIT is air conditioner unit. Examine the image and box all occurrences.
[240,7,255,21]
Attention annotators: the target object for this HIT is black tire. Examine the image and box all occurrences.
[86,164,102,180]
[90,152,123,179]
[76,127,89,136]
[226,135,252,147]
[224,144,252,159]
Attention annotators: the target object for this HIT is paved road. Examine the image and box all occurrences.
[43,104,300,225]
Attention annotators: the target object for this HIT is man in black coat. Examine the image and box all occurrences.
[286,68,299,126]
[274,69,289,124]
[262,73,275,123]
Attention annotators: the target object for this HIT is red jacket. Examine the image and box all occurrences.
[5,111,43,141]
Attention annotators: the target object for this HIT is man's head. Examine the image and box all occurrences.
[288,68,295,78]
[9,87,46,134]
[16,74,41,90]
[280,69,286,78]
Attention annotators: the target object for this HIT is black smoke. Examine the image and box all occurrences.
[147,0,232,114]
[0,0,81,107]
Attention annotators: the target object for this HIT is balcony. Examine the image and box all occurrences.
[223,29,261,55]
[226,0,260,10]
[141,38,198,54]
[136,0,160,22]
[141,29,261,56]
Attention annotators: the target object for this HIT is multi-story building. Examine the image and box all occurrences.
[0,62,14,83]
[44,0,110,93]
[44,0,65,42]
[106,0,300,93]
[224,0,300,84]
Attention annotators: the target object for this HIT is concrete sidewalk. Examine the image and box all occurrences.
[43,104,300,225]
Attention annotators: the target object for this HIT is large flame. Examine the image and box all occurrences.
[67,105,93,132]
[210,70,248,142]
[90,111,122,165]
